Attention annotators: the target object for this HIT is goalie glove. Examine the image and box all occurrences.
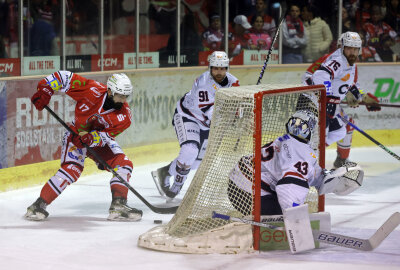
[362,93,381,111]
[319,162,364,196]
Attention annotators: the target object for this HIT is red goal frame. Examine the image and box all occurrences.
[252,85,327,250]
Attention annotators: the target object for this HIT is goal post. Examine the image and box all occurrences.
[138,84,326,254]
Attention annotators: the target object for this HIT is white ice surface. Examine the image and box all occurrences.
[1,147,400,270]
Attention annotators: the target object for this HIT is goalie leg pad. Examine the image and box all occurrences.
[283,204,315,253]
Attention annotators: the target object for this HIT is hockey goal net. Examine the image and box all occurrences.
[138,84,326,254]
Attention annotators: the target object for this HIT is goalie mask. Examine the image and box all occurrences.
[286,110,316,143]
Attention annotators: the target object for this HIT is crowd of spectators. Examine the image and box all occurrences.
[0,0,399,63]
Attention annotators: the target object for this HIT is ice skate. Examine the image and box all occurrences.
[333,155,352,169]
[151,164,171,196]
[107,197,142,221]
[165,182,183,199]
[25,197,49,221]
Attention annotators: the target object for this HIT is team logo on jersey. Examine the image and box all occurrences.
[47,77,62,91]
[310,152,316,159]
[67,146,85,163]
[90,87,102,97]
[341,74,350,81]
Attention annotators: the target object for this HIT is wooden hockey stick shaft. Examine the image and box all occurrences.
[212,211,400,251]
[337,114,400,161]
[256,0,287,85]
[45,106,179,214]
[341,101,400,108]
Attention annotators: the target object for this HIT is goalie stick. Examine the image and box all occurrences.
[44,105,179,214]
[337,114,400,161]
[212,211,400,251]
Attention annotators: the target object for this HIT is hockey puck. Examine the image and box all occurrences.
[154,219,162,224]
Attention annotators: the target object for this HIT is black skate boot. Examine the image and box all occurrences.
[25,197,49,221]
[151,164,171,196]
[108,197,142,221]
[333,154,351,169]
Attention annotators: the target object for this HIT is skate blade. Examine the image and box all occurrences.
[151,170,166,196]
[24,211,47,221]
[107,212,142,222]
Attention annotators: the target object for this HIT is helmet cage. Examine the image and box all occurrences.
[286,110,316,143]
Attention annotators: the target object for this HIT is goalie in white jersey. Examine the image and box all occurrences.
[228,110,364,215]
[152,51,240,199]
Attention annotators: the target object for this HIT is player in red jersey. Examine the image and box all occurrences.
[25,71,142,221]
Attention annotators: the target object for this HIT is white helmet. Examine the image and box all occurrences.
[208,51,229,69]
[341,31,362,54]
[286,110,317,143]
[107,73,133,96]
[337,33,346,48]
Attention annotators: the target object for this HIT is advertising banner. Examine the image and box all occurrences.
[0,58,21,77]
[5,74,109,167]
[23,56,60,76]
[243,49,279,65]
[348,65,400,130]
[0,82,7,168]
[124,52,159,69]
[159,49,200,67]
[66,55,92,72]
[91,54,124,71]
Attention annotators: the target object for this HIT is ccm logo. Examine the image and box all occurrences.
[0,63,13,72]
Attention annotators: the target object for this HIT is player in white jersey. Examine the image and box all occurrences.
[228,110,364,215]
[307,32,380,167]
[152,51,240,199]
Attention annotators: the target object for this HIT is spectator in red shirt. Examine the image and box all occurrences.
[229,15,251,57]
[355,0,372,31]
[202,14,224,51]
[359,31,383,62]
[363,5,398,61]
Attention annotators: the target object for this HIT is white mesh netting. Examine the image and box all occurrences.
[138,84,325,254]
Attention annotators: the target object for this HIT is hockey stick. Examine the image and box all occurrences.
[337,113,400,161]
[44,105,179,214]
[212,211,400,251]
[256,0,287,85]
[232,1,288,151]
[341,101,400,108]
